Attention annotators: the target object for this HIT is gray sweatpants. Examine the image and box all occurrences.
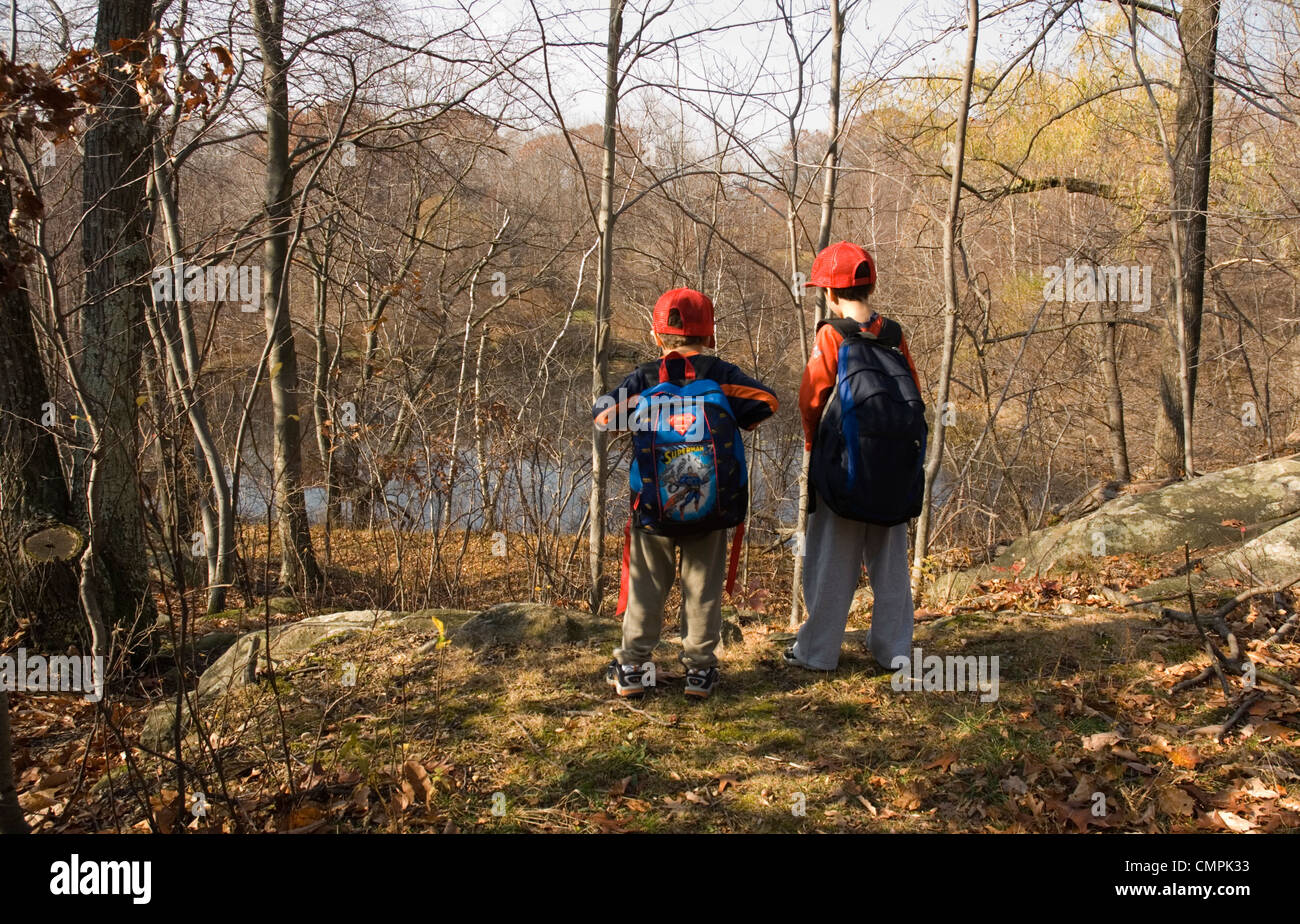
[793,494,914,670]
[615,527,727,671]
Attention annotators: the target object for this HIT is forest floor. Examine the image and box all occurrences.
[12,544,1300,834]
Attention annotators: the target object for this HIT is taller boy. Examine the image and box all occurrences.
[595,288,778,698]
[787,242,927,672]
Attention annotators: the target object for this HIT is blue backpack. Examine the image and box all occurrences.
[810,317,928,526]
[627,352,747,536]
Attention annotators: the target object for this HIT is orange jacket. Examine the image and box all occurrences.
[798,314,921,451]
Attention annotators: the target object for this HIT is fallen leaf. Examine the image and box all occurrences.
[609,776,632,796]
[1238,779,1278,800]
[18,790,58,811]
[1158,787,1196,817]
[586,812,627,833]
[924,752,958,773]
[1169,745,1202,770]
[1213,810,1255,833]
[1069,776,1096,804]
[895,785,925,810]
[288,804,324,829]
[1081,731,1123,751]
[1253,721,1294,740]
[1000,775,1028,795]
[401,760,433,806]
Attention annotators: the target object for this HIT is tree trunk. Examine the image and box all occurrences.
[789,0,843,629]
[251,0,322,592]
[1098,300,1131,482]
[0,690,26,834]
[912,0,978,596]
[310,259,338,570]
[149,134,238,613]
[76,0,158,637]
[0,176,83,650]
[811,0,842,328]
[587,0,624,617]
[1153,0,1219,478]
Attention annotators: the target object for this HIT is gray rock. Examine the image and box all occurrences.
[932,455,1300,600]
[1129,514,1300,603]
[450,602,596,650]
[142,609,433,749]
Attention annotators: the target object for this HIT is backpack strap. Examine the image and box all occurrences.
[658,351,697,383]
[725,523,745,596]
[616,494,643,617]
[816,314,903,349]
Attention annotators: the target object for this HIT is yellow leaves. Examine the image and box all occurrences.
[430,615,449,649]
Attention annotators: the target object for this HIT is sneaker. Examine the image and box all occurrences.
[683,666,718,699]
[606,659,650,698]
[783,646,834,672]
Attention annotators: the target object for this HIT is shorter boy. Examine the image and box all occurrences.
[787,242,924,672]
[594,288,778,698]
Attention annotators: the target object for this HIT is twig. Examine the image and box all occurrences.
[1217,691,1264,742]
[1183,545,1231,699]
[510,717,544,754]
[1263,611,1299,647]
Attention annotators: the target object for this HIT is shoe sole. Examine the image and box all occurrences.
[607,675,645,697]
[683,688,711,698]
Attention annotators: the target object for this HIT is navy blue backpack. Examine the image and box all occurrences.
[810,317,927,526]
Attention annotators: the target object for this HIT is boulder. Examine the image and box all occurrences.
[450,602,600,650]
[932,455,1300,600]
[141,609,437,749]
[1128,515,1300,603]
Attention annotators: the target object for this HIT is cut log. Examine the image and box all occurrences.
[21,521,86,563]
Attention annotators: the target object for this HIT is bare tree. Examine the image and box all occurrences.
[912,0,977,594]
[0,174,84,649]
[76,0,157,636]
[250,0,323,591]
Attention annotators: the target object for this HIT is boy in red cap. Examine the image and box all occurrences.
[594,288,778,698]
[786,242,925,672]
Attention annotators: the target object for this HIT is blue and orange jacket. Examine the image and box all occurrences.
[593,349,779,431]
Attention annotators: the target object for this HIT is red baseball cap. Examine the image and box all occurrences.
[807,241,877,289]
[652,287,715,348]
